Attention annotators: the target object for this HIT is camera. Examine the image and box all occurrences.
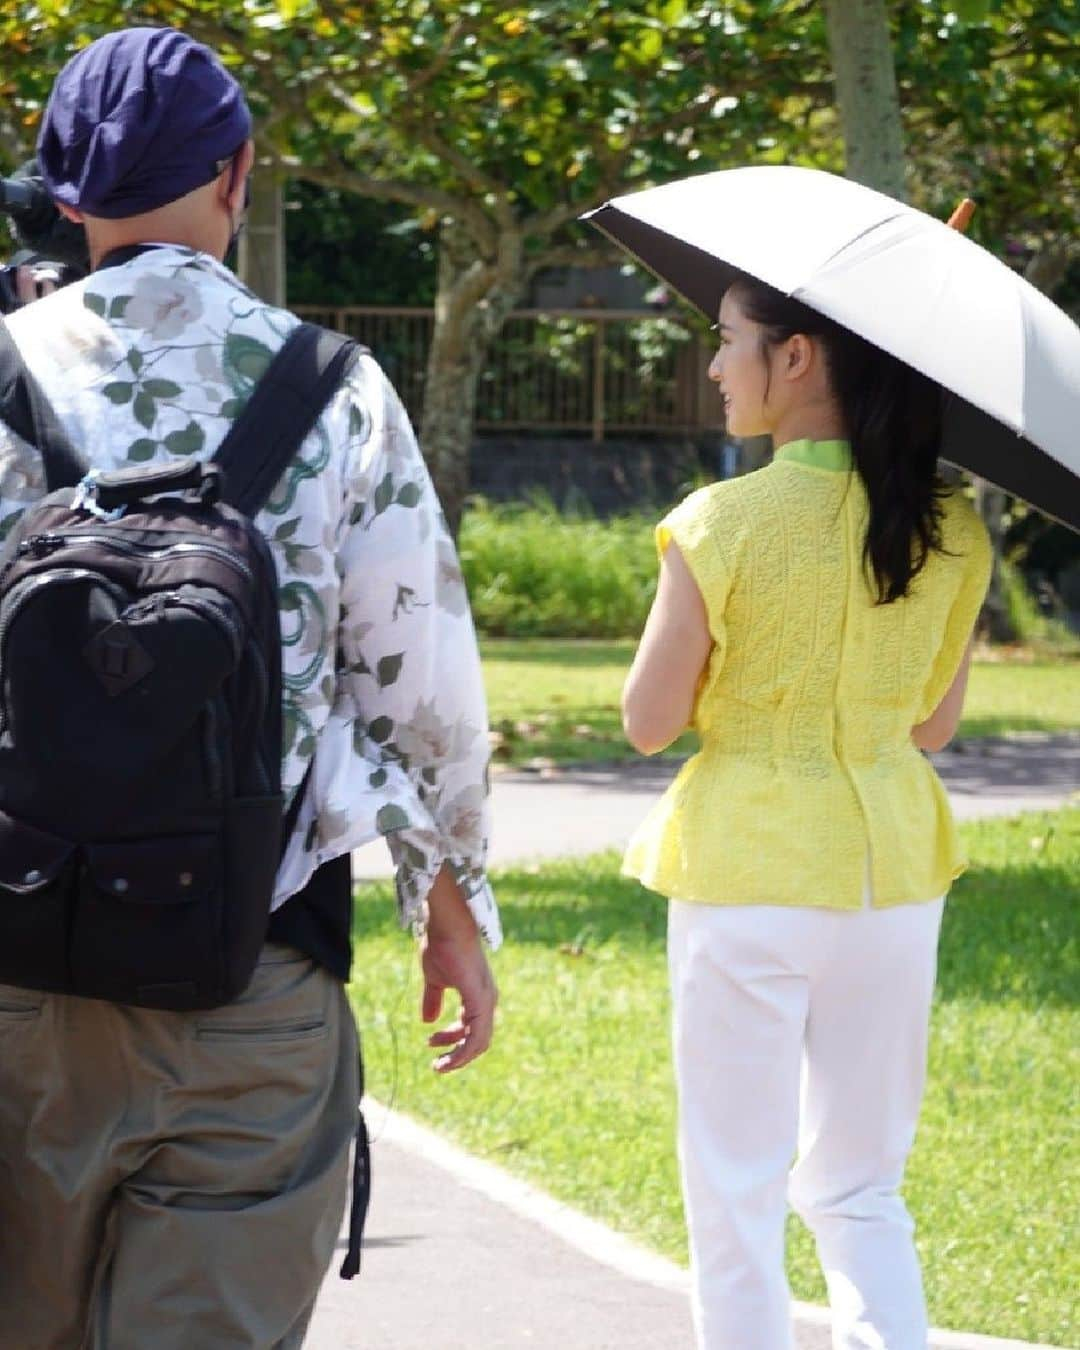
[0,165,89,315]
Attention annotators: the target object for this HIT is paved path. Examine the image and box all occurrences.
[354,733,1080,880]
[307,1107,1063,1350]
[322,734,1077,1350]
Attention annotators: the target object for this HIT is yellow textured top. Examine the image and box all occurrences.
[622,439,993,909]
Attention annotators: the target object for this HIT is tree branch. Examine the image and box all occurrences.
[276,155,498,254]
[526,243,619,275]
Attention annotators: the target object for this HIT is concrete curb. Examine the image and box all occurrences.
[367,1097,1068,1350]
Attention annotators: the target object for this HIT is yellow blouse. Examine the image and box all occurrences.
[623,440,993,909]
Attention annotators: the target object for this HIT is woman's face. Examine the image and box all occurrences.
[708,289,775,438]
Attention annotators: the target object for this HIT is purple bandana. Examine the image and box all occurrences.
[37,27,252,219]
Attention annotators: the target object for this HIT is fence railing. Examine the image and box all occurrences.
[293,305,722,441]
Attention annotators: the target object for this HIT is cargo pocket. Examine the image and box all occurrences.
[70,832,224,1009]
[0,809,76,994]
[194,945,330,1045]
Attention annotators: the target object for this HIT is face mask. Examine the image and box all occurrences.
[224,178,252,268]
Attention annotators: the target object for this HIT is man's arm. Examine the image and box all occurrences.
[334,357,499,1069]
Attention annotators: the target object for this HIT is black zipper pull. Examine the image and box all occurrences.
[19,534,65,558]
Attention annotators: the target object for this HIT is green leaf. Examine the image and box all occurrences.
[368,767,388,788]
[127,438,157,462]
[951,0,992,21]
[84,292,106,318]
[102,382,134,403]
[127,348,143,374]
[142,378,182,398]
[223,332,274,385]
[396,481,422,508]
[220,396,246,419]
[163,421,205,455]
[377,652,404,688]
[368,715,393,743]
[637,28,663,61]
[133,391,157,429]
[108,295,129,318]
[275,518,301,540]
[375,803,410,835]
[523,149,543,166]
[373,472,394,514]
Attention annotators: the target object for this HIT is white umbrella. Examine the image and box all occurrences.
[584,166,1080,531]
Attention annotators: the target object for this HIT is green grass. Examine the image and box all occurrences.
[481,639,1080,766]
[348,808,1080,1345]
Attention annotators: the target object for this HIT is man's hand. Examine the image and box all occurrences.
[419,865,497,1074]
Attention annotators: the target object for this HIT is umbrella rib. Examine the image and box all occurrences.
[809,211,910,276]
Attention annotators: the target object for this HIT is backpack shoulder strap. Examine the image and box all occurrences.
[0,319,87,490]
[214,323,364,518]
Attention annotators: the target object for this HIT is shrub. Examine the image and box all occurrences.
[458,497,658,638]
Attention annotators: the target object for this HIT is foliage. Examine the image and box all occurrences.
[284,182,436,306]
[1000,558,1080,656]
[459,498,657,638]
[349,808,1080,1345]
[3,2,1074,530]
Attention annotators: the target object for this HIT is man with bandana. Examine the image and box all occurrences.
[0,27,500,1348]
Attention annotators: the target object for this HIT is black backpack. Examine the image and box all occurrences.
[0,320,358,1010]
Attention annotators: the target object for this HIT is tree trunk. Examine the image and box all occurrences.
[237,171,285,306]
[823,0,907,200]
[420,219,524,536]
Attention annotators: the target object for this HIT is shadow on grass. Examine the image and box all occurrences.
[352,827,1077,1008]
[937,860,1078,1008]
[958,715,1078,737]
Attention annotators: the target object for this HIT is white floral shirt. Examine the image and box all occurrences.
[0,246,501,947]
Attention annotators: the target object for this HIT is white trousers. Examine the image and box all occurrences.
[668,892,945,1350]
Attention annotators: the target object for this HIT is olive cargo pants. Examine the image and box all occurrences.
[0,943,359,1349]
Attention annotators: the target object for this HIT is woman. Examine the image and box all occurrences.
[622,273,992,1350]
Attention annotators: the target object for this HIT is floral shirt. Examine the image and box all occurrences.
[0,246,501,947]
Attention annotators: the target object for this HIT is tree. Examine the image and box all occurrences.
[2,0,838,531]
[3,1,1075,540]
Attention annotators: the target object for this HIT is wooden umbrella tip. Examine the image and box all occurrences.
[947,198,977,232]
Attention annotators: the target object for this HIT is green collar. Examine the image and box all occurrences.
[773,439,852,472]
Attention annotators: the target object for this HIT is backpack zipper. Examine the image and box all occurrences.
[15,532,254,583]
[0,568,131,700]
[124,590,245,666]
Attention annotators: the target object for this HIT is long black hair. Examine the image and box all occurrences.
[727,274,951,604]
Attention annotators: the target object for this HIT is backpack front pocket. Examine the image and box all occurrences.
[70,832,225,1009]
[0,809,76,994]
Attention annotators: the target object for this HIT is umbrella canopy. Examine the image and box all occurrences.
[585,166,1080,532]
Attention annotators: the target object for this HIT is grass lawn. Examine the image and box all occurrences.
[348,807,1080,1346]
[481,639,1080,766]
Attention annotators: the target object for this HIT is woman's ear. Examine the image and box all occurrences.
[783,333,815,382]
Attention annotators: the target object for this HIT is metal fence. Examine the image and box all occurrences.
[293,305,722,441]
